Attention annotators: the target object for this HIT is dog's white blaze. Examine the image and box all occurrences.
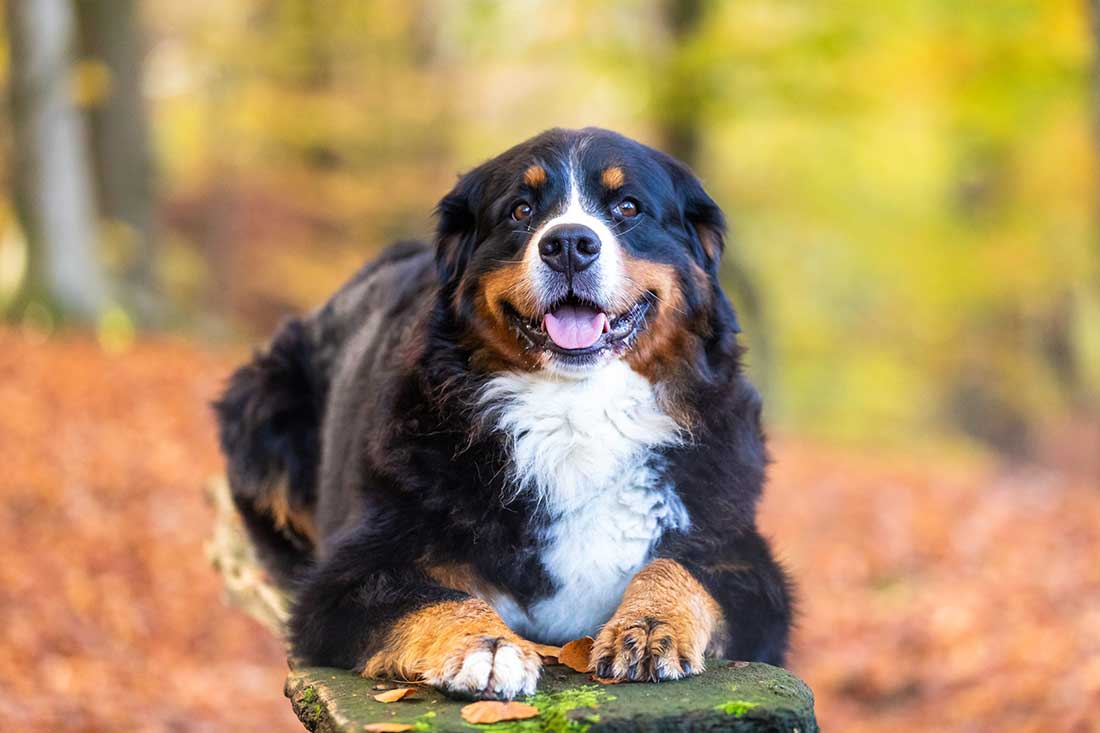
[524,172,623,306]
[479,361,688,643]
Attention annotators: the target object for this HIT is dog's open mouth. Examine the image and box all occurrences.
[505,293,652,359]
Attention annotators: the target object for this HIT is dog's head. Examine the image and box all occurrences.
[436,127,738,380]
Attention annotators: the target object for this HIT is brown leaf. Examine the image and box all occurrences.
[590,673,623,685]
[372,687,417,703]
[531,642,562,664]
[364,724,413,732]
[557,636,594,672]
[460,701,540,724]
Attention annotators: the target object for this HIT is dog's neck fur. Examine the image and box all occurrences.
[478,361,682,512]
[477,360,690,642]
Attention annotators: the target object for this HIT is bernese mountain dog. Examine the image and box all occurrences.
[215,127,792,700]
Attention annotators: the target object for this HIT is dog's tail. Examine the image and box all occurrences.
[213,318,327,589]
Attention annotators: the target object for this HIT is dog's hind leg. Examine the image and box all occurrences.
[214,317,327,588]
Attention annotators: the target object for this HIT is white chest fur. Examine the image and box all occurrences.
[478,361,689,643]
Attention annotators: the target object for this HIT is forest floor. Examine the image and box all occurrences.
[1,327,1097,733]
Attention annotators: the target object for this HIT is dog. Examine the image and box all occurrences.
[215,127,792,700]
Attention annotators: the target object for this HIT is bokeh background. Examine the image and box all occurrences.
[1,1,1098,731]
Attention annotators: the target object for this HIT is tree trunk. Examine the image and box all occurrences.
[657,0,771,389]
[75,0,160,325]
[6,0,108,322]
[658,0,704,165]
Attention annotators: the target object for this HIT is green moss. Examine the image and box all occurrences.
[716,700,759,717]
[301,687,317,704]
[528,685,612,711]
[413,710,438,731]
[466,685,613,733]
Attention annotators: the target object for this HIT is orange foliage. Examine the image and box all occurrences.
[0,328,1097,732]
[763,442,1100,733]
[0,329,294,732]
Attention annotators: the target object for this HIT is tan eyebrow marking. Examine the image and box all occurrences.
[601,166,626,190]
[523,164,547,188]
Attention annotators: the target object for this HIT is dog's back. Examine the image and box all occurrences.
[213,241,434,586]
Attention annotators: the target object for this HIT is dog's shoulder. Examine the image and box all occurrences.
[312,241,435,345]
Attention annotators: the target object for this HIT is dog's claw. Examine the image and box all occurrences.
[591,614,706,683]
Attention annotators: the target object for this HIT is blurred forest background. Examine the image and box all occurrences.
[1,1,1098,732]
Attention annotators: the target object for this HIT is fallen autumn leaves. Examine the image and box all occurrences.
[372,687,417,703]
[557,636,595,673]
[460,700,540,724]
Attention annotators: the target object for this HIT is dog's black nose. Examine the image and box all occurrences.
[539,224,601,275]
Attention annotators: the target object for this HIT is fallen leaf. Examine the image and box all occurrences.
[558,636,594,672]
[531,642,562,664]
[460,701,540,724]
[590,674,623,685]
[364,724,413,732]
[373,687,417,703]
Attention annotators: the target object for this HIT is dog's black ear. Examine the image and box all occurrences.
[434,165,489,289]
[661,155,740,335]
[663,157,727,274]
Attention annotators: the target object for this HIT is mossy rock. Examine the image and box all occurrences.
[285,662,817,733]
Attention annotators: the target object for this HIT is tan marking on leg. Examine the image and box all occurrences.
[523,164,547,188]
[424,563,482,595]
[591,559,724,682]
[256,479,316,543]
[601,166,626,190]
[423,563,509,602]
[363,598,542,699]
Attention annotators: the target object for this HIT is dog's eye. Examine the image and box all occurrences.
[512,202,533,221]
[613,198,639,218]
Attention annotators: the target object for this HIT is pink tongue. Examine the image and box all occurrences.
[543,304,609,350]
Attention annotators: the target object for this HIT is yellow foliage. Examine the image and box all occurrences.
[70,59,112,108]
[65,0,1100,444]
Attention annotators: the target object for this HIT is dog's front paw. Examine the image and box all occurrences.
[424,635,542,700]
[592,613,707,682]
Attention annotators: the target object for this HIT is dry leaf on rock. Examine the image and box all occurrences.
[558,636,594,672]
[363,724,413,732]
[460,701,540,724]
[372,687,417,703]
[531,642,562,663]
